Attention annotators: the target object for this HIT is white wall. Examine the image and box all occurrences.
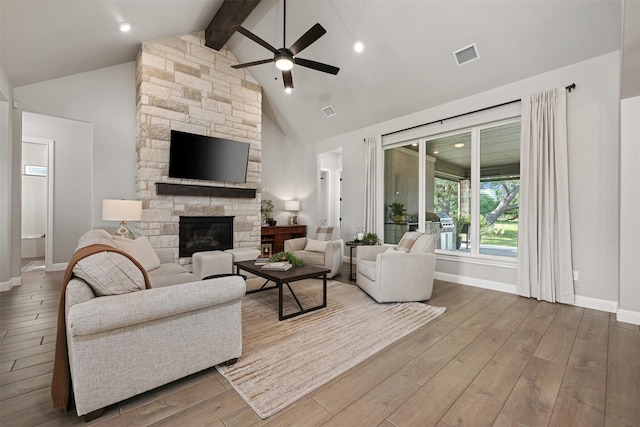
[22,112,93,265]
[21,141,47,238]
[266,51,621,307]
[619,95,640,322]
[261,114,308,226]
[14,62,137,229]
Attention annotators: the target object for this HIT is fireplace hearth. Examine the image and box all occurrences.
[179,216,234,257]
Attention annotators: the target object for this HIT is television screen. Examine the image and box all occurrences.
[169,130,250,183]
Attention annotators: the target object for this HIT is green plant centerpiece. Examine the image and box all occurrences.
[389,202,407,223]
[361,232,381,245]
[268,251,306,267]
[261,199,274,224]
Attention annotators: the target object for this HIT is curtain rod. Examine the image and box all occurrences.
[381,83,576,138]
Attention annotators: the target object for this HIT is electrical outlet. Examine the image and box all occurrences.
[573,271,579,281]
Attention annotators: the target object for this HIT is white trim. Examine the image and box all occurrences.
[436,252,517,269]
[573,295,618,314]
[616,309,640,325]
[0,276,23,292]
[434,271,517,294]
[49,262,67,272]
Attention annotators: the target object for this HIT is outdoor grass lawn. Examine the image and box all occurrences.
[481,220,518,247]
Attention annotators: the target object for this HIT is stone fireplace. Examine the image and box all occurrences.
[179,216,234,257]
[135,32,262,265]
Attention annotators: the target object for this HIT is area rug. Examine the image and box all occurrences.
[21,259,45,273]
[216,278,446,419]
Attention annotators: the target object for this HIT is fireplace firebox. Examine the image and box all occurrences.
[179,216,234,257]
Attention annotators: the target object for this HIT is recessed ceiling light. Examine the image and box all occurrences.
[433,150,439,154]
[284,87,292,94]
[119,23,131,32]
[454,143,465,148]
[354,41,364,53]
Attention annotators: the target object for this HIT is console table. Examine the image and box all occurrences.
[261,225,307,254]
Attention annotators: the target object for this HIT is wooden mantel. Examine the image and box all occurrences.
[155,183,256,198]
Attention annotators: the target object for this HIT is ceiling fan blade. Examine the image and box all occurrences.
[288,23,326,56]
[282,70,294,89]
[234,26,279,54]
[294,57,340,75]
[231,58,274,69]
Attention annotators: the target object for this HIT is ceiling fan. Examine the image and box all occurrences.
[231,0,339,92]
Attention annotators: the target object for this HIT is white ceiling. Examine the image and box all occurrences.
[0,0,631,145]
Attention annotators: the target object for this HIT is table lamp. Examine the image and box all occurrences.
[102,199,142,239]
[284,200,300,225]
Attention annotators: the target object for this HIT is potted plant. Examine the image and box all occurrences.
[453,213,470,249]
[361,232,381,245]
[261,199,275,225]
[389,202,407,223]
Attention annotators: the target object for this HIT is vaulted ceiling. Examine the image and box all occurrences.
[1,0,633,145]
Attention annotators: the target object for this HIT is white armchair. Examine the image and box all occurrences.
[356,232,436,302]
[284,227,344,278]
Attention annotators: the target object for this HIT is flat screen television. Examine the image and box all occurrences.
[169,130,250,183]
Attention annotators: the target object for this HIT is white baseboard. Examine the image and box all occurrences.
[434,272,517,294]
[0,276,22,292]
[617,309,640,325]
[574,295,618,314]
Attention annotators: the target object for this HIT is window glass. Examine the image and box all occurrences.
[478,122,520,257]
[383,144,419,244]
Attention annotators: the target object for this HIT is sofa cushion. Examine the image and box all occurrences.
[147,263,198,288]
[385,246,407,254]
[304,238,329,253]
[113,235,161,272]
[72,251,146,296]
[315,226,335,241]
[76,229,116,250]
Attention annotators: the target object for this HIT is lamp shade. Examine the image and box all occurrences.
[102,199,142,221]
[284,200,300,212]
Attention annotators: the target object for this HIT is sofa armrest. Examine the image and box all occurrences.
[284,237,307,252]
[67,276,246,337]
[356,245,389,262]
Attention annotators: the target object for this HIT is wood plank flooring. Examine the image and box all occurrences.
[1,264,639,426]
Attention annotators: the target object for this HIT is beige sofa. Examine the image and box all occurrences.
[63,230,245,418]
[356,233,436,302]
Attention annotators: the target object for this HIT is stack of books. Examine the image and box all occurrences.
[254,257,270,265]
[261,261,292,271]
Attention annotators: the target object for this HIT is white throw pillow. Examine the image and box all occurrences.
[304,238,329,253]
[113,235,161,272]
[72,251,146,296]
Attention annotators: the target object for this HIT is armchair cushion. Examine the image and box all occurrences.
[304,238,329,252]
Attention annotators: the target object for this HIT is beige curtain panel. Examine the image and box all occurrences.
[517,88,575,304]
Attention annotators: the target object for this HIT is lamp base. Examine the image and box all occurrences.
[112,221,136,239]
[288,215,298,225]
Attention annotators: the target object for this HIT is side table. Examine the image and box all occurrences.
[345,241,365,281]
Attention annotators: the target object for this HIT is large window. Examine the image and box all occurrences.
[383,119,520,258]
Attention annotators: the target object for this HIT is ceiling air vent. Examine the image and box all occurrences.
[322,105,336,118]
[453,43,479,66]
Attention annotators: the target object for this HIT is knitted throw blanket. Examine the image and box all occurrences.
[51,244,152,410]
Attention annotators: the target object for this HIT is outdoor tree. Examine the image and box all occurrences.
[434,177,459,214]
[483,179,520,225]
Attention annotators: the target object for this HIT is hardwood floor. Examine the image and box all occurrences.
[1,264,639,426]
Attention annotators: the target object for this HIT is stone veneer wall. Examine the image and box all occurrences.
[135,32,262,265]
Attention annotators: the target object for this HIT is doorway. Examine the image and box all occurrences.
[318,149,342,227]
[21,137,54,272]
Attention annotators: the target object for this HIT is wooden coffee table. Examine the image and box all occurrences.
[234,260,330,320]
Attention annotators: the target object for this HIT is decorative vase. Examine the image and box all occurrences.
[456,236,462,249]
[392,215,405,223]
[268,219,277,226]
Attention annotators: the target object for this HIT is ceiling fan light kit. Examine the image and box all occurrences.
[231,0,339,92]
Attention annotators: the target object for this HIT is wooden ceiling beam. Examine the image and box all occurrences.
[205,0,261,51]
